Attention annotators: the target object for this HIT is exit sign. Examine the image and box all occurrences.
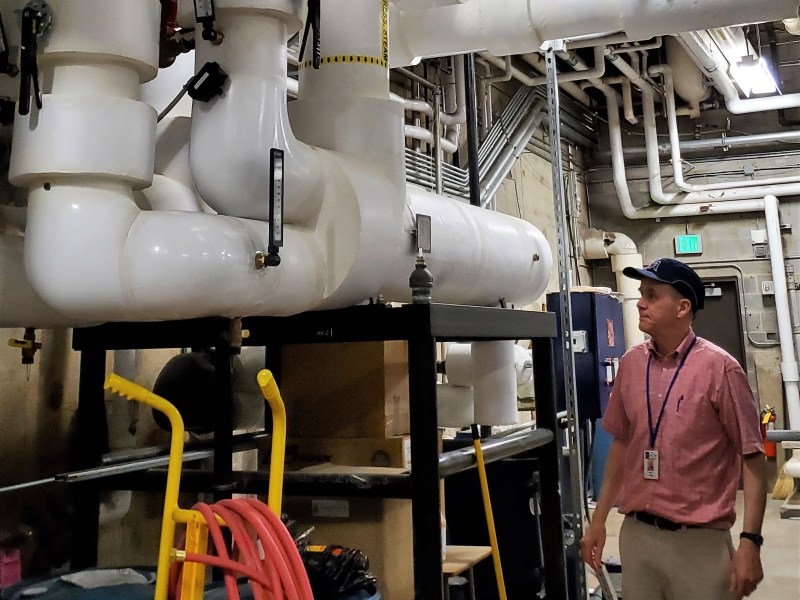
[674,234,703,255]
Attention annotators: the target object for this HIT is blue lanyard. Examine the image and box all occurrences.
[646,335,697,449]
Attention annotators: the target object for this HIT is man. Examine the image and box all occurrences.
[581,258,767,600]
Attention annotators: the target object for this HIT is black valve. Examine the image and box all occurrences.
[193,0,222,44]
[18,1,51,116]
[299,0,321,69]
[186,61,228,102]
[0,12,18,77]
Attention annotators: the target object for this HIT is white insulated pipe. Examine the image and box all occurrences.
[596,84,770,220]
[389,0,798,67]
[0,235,90,328]
[380,186,552,307]
[678,31,800,114]
[635,75,800,205]
[652,65,800,193]
[190,8,323,222]
[765,195,800,430]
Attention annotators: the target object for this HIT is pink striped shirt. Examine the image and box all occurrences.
[602,330,763,529]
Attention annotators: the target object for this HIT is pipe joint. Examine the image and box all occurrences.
[782,361,800,383]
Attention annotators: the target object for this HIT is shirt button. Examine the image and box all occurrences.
[662,368,667,372]
[645,503,650,509]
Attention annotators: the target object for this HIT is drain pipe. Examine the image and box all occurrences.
[464,53,482,206]
[583,229,645,348]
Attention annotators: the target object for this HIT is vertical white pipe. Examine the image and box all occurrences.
[610,254,646,349]
[191,8,322,222]
[764,195,800,430]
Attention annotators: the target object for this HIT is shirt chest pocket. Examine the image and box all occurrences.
[667,389,719,444]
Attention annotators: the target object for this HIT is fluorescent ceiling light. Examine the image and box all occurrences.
[729,55,780,97]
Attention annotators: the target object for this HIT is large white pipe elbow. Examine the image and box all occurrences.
[190,7,323,223]
[23,183,326,321]
[0,235,89,328]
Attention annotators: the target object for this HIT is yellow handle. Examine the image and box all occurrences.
[104,374,185,600]
[257,369,287,517]
[473,433,508,600]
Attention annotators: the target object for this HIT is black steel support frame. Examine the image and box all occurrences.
[70,304,568,599]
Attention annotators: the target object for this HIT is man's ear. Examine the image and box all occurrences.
[677,298,693,319]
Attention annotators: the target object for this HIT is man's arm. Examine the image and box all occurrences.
[730,452,767,599]
[581,438,626,572]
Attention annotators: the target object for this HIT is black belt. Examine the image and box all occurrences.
[631,511,703,531]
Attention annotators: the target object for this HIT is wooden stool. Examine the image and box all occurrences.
[441,545,492,600]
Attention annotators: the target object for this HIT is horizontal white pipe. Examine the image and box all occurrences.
[765,194,800,430]
[678,31,800,114]
[390,0,798,66]
[404,124,459,154]
[652,65,800,192]
[597,83,770,219]
[380,185,552,306]
[634,74,800,204]
[481,52,592,106]
[393,94,463,126]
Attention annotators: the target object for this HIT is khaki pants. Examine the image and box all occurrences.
[619,515,734,600]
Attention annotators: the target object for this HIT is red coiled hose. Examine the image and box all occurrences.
[170,498,313,600]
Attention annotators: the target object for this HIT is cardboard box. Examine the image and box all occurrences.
[283,436,412,470]
[280,342,410,438]
[284,496,414,600]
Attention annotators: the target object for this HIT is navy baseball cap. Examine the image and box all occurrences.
[623,258,705,313]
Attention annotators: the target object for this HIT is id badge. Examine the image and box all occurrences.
[643,450,659,480]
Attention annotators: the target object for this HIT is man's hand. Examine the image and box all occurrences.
[729,541,763,599]
[581,521,606,572]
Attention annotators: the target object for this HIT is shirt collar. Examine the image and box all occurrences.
[645,329,696,360]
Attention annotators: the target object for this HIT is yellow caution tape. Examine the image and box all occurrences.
[299,54,388,69]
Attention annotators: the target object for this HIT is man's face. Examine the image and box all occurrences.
[636,279,687,336]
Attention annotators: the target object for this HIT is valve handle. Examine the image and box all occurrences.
[18,2,51,116]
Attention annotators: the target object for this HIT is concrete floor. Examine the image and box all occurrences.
[586,493,800,598]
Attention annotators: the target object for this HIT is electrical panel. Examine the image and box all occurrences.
[546,291,626,420]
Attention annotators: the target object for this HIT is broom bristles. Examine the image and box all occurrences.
[772,464,795,500]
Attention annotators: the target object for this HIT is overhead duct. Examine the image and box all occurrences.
[389,0,798,66]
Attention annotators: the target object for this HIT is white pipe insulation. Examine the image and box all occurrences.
[582,229,644,349]
[764,195,800,431]
[677,31,800,114]
[652,65,800,193]
[3,0,551,326]
[595,83,771,220]
[389,0,798,67]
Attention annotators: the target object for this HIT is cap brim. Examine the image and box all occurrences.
[622,266,670,285]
